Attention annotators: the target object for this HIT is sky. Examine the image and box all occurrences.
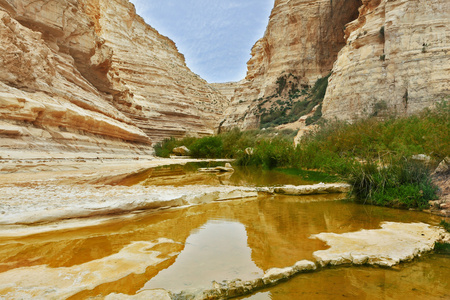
[129,0,274,83]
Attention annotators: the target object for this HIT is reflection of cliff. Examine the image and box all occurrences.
[0,0,228,156]
[0,194,435,297]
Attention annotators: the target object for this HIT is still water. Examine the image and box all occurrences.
[0,165,448,299]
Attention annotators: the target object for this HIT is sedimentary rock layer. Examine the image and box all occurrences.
[312,222,450,267]
[0,0,153,154]
[221,0,362,130]
[0,0,228,156]
[211,81,241,102]
[81,0,229,141]
[323,0,450,120]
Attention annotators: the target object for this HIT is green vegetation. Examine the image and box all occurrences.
[441,220,450,233]
[379,26,385,39]
[434,242,450,254]
[346,159,437,209]
[154,128,298,159]
[154,101,449,209]
[154,136,198,158]
[258,74,331,129]
[435,221,450,254]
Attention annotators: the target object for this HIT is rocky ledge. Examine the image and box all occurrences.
[106,222,450,300]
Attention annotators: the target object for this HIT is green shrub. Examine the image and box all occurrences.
[189,136,224,158]
[346,159,437,209]
[379,26,385,39]
[259,74,330,129]
[155,101,447,210]
[305,104,322,125]
[236,137,294,169]
[154,136,197,157]
[441,220,450,233]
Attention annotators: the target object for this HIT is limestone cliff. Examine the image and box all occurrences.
[81,0,229,141]
[221,0,362,130]
[0,0,228,157]
[210,82,241,102]
[323,0,450,120]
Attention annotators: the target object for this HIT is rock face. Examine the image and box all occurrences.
[220,0,362,130]
[312,222,450,267]
[210,81,241,102]
[81,0,229,141]
[0,0,228,157]
[323,0,450,120]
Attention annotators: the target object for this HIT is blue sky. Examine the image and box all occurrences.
[129,0,274,83]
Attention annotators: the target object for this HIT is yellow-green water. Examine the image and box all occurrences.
[0,165,448,299]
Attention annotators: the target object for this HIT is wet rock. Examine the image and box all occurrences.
[0,239,178,299]
[181,260,316,299]
[0,185,257,225]
[274,183,351,195]
[312,222,450,267]
[198,164,234,173]
[105,289,171,300]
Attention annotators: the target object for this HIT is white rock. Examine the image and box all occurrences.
[312,222,450,267]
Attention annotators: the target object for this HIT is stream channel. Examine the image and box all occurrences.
[0,162,448,299]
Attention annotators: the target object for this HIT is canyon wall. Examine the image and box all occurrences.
[220,0,362,130]
[323,0,450,120]
[81,0,229,141]
[0,0,228,157]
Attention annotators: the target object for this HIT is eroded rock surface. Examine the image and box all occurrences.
[273,183,351,195]
[81,0,229,142]
[220,0,362,130]
[0,0,228,157]
[312,222,450,267]
[323,0,450,120]
[0,185,258,225]
[0,238,178,299]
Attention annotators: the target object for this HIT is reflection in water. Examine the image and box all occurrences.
[112,163,317,187]
[0,194,446,298]
[143,221,263,293]
[242,255,450,300]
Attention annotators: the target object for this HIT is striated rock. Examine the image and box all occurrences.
[211,81,241,102]
[220,0,362,130]
[323,0,450,121]
[0,185,258,225]
[0,0,229,157]
[312,222,450,267]
[80,0,229,142]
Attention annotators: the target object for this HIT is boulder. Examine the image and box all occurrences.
[172,146,190,156]
[433,157,450,175]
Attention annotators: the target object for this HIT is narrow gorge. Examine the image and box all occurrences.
[0,0,449,299]
[0,0,229,159]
